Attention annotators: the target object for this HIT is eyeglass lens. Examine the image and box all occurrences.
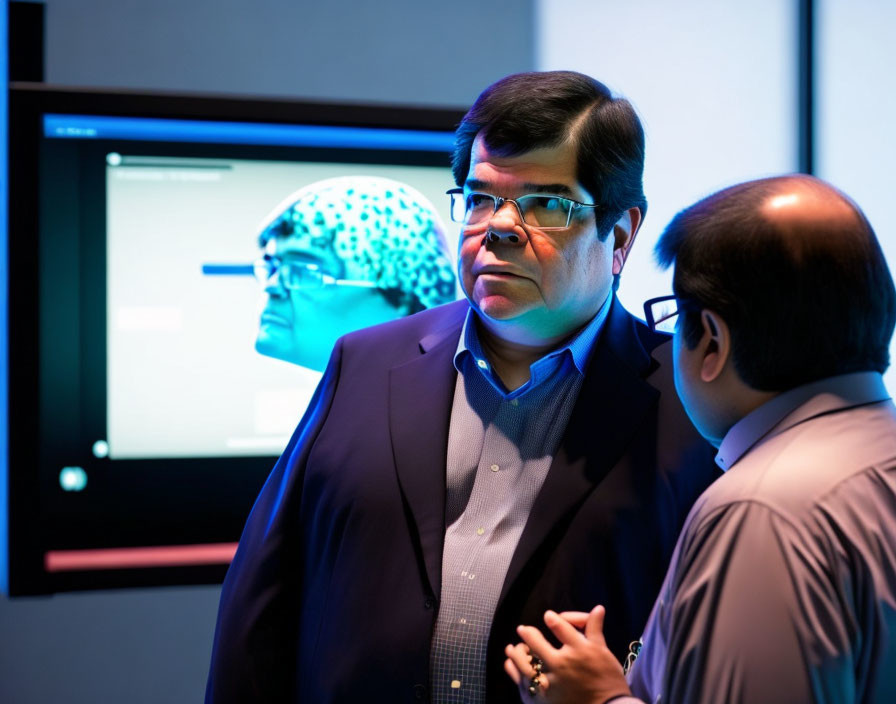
[254,258,326,290]
[650,299,680,334]
[450,192,573,228]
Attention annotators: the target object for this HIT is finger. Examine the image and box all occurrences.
[556,610,590,629]
[543,609,588,647]
[503,655,521,685]
[584,604,607,643]
[505,641,536,677]
[516,624,559,666]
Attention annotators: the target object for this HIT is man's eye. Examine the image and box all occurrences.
[468,194,493,209]
[540,197,564,211]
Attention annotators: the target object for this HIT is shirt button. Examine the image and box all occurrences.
[490,464,499,472]
[423,597,435,610]
[477,359,488,370]
[476,527,485,535]
[451,680,462,689]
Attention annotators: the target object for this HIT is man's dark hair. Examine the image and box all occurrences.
[656,175,896,391]
[452,71,647,240]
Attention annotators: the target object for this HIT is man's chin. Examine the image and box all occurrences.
[255,328,299,364]
[471,300,556,343]
[471,299,591,346]
[472,294,534,322]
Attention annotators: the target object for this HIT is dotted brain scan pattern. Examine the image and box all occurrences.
[257,176,457,310]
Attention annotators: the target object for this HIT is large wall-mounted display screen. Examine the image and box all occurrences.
[5,85,463,594]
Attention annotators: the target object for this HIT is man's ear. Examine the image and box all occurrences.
[611,207,642,276]
[698,309,731,383]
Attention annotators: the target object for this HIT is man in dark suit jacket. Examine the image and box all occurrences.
[206,70,719,703]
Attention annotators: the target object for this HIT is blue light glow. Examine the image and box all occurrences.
[59,467,88,492]
[91,440,109,459]
[44,114,455,152]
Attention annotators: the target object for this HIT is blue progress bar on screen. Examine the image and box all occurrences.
[202,264,254,276]
[43,114,455,152]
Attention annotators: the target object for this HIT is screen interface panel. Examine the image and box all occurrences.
[17,106,460,590]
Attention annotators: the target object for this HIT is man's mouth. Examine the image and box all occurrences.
[260,311,291,327]
[476,268,527,280]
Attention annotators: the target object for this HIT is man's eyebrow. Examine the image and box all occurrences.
[523,183,576,196]
[463,178,577,197]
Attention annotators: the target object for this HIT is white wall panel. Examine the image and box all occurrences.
[817,0,896,392]
[536,0,798,316]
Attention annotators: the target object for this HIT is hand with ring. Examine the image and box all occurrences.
[503,605,632,704]
[528,654,545,696]
[504,646,549,701]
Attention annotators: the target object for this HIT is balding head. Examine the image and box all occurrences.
[760,175,860,228]
[656,174,896,391]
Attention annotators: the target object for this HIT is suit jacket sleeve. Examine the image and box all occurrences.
[205,339,344,703]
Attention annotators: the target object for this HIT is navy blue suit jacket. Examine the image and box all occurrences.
[206,298,719,703]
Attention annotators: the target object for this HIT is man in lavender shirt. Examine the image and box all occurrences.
[506,174,896,703]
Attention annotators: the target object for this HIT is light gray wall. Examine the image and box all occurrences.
[2,1,534,702]
[1,586,221,703]
[45,0,534,107]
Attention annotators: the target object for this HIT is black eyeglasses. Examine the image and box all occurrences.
[643,295,691,334]
[446,188,602,230]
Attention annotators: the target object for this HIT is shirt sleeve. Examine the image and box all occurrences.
[205,339,343,703]
[660,500,857,704]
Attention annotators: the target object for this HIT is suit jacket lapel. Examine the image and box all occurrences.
[389,304,466,600]
[499,300,663,602]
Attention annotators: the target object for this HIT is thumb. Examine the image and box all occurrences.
[584,604,606,643]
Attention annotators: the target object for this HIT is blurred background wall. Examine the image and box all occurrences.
[2,1,894,702]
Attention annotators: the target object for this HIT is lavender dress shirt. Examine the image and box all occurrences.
[619,371,896,704]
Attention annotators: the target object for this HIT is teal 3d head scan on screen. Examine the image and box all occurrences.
[251,175,456,370]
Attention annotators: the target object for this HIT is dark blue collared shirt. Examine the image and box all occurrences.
[452,293,611,398]
[430,294,612,703]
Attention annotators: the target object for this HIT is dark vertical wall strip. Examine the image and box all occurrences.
[9,1,44,82]
[1,0,12,603]
[798,0,815,174]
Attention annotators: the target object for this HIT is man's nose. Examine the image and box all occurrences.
[484,201,528,245]
[265,267,289,297]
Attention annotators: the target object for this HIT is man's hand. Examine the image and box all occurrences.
[504,605,632,704]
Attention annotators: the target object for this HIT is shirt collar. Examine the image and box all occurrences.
[453,293,613,397]
[715,371,891,471]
